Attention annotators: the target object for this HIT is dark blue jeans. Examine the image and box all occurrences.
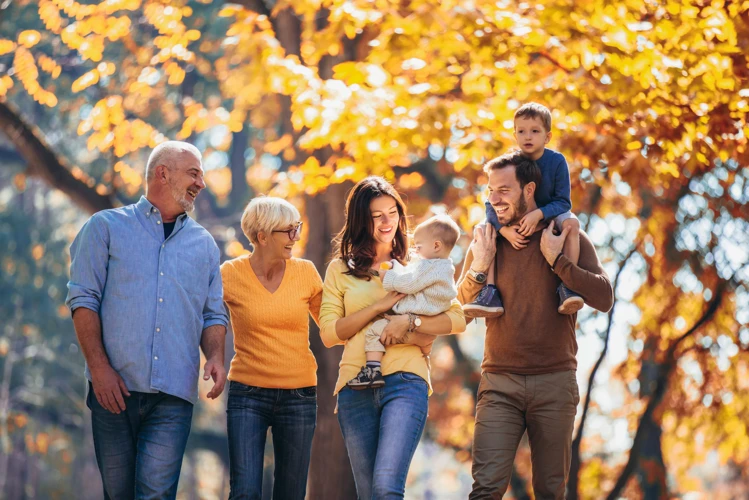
[226,381,317,500]
[337,372,429,499]
[86,382,193,500]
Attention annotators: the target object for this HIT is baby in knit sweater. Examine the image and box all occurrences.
[347,215,460,390]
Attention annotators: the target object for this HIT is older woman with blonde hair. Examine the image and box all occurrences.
[221,196,322,500]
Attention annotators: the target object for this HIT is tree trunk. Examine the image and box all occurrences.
[304,182,358,499]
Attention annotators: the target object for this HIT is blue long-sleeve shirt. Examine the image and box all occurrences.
[66,196,228,404]
[486,148,572,227]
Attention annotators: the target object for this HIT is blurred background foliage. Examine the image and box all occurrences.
[0,0,748,498]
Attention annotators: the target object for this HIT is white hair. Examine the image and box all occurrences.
[241,196,301,245]
[145,141,202,182]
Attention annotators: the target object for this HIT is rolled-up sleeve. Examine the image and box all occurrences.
[319,260,346,348]
[202,242,229,329]
[66,215,109,315]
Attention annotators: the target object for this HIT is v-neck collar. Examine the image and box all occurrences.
[246,256,288,295]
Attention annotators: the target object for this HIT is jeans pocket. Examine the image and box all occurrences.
[293,387,317,400]
[398,371,427,385]
[229,381,258,395]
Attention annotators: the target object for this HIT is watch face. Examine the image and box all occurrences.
[476,273,487,283]
[414,317,422,326]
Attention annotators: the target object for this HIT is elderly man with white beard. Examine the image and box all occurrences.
[66,141,228,499]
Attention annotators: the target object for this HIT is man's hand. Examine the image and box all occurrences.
[540,221,570,266]
[499,225,529,250]
[203,357,227,399]
[471,224,497,272]
[380,314,409,345]
[91,364,130,414]
[518,209,544,237]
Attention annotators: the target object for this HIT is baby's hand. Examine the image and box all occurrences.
[379,261,393,281]
[500,226,529,250]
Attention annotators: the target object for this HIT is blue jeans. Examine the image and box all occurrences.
[337,372,429,499]
[86,382,193,500]
[226,381,317,500]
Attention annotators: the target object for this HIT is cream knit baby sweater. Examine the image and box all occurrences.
[382,258,457,316]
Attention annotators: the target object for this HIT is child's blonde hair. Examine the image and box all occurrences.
[415,215,460,251]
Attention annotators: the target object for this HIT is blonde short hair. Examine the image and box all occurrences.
[241,196,301,245]
[415,214,461,251]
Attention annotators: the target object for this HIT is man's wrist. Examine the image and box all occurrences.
[551,252,564,270]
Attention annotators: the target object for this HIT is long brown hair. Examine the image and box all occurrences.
[333,176,409,280]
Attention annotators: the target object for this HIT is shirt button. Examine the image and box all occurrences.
[156,328,160,332]
[159,298,163,302]
[162,244,165,248]
[157,221,161,225]
[160,272,164,276]
[154,356,158,360]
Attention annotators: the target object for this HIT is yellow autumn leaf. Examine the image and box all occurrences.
[17,30,41,48]
[0,39,15,55]
[71,69,100,92]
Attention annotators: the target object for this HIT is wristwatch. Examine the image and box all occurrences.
[467,267,487,284]
[407,313,422,333]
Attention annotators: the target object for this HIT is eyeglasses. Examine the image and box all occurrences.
[272,222,303,240]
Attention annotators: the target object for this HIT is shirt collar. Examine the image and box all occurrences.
[136,196,189,222]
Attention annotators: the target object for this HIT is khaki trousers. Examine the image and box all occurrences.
[470,371,580,500]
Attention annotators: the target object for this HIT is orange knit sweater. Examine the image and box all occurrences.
[221,256,323,389]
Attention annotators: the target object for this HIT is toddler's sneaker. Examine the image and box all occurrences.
[347,365,385,390]
[557,284,584,314]
[463,284,505,318]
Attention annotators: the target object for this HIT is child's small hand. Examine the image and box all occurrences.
[518,209,544,237]
[378,261,393,281]
[499,225,528,250]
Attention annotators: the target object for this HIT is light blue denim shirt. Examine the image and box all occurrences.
[66,196,228,404]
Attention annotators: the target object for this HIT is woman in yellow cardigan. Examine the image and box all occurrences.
[320,177,466,499]
[221,196,322,499]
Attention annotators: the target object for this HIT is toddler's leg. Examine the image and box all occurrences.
[348,319,387,390]
[556,214,584,315]
[463,221,504,319]
[561,217,580,266]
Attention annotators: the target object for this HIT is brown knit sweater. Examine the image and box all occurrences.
[457,225,613,375]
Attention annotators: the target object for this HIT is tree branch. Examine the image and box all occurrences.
[0,101,115,214]
[567,240,640,499]
[605,280,727,500]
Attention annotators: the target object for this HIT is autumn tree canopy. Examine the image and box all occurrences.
[1,0,748,498]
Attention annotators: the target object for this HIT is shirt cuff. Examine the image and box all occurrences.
[202,317,228,330]
[67,297,101,315]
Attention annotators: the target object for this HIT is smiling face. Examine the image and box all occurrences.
[369,195,400,246]
[165,152,205,212]
[514,116,551,160]
[487,165,531,226]
[268,221,302,259]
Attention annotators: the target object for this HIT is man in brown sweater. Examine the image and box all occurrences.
[458,150,614,499]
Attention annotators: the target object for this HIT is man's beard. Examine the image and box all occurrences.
[504,194,528,227]
[169,180,194,212]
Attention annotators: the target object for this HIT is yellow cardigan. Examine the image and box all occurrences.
[319,259,466,395]
[221,256,322,389]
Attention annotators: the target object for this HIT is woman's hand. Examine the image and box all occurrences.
[380,314,409,345]
[374,291,405,314]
